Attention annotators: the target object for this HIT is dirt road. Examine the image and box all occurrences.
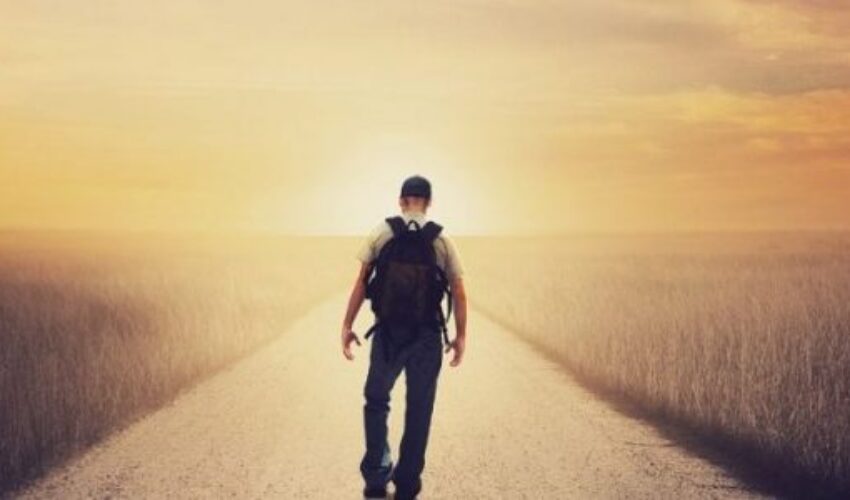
[17,294,764,499]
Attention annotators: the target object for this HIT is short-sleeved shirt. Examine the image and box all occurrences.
[356,211,465,282]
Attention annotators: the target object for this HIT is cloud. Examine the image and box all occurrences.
[2,0,850,232]
[657,86,850,137]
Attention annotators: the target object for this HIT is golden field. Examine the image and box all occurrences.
[0,232,353,493]
[461,232,850,497]
[3,231,850,497]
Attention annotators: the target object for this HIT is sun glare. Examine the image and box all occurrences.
[251,134,484,236]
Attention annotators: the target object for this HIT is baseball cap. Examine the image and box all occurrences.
[400,175,432,199]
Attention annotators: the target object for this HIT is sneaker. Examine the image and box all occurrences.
[363,486,387,499]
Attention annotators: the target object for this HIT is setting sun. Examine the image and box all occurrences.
[247,133,486,235]
[3,0,849,235]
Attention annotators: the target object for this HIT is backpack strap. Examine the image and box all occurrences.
[385,216,406,238]
[420,221,443,242]
[363,322,395,363]
[424,222,449,339]
[362,260,374,291]
[444,276,453,323]
[435,267,453,345]
[364,322,379,340]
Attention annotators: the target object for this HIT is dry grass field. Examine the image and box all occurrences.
[461,232,850,497]
[4,230,850,497]
[0,232,353,493]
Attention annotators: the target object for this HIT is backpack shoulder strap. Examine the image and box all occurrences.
[420,221,443,242]
[385,216,406,238]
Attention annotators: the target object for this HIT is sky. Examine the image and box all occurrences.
[1,0,849,235]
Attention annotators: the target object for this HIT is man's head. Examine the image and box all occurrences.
[399,175,432,213]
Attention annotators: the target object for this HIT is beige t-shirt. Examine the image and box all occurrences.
[356,211,465,282]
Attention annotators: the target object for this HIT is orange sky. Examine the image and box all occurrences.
[1,0,849,235]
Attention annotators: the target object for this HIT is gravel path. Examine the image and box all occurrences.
[17,294,765,499]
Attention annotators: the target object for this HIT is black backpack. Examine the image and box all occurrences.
[362,216,453,358]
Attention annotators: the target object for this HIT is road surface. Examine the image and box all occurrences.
[18,294,763,499]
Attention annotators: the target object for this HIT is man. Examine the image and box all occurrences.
[340,175,468,500]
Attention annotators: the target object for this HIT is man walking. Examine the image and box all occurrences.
[341,175,468,500]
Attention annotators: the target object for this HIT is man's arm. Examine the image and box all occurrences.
[446,277,467,367]
[341,262,370,360]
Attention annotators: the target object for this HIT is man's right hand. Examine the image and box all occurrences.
[341,326,361,361]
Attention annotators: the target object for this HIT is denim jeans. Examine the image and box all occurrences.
[360,324,443,496]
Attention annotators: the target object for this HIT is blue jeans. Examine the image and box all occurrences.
[360,324,443,496]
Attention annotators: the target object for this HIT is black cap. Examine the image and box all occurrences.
[400,175,432,199]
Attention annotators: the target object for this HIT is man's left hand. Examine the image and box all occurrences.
[445,335,465,367]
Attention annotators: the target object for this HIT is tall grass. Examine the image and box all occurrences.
[0,233,353,493]
[461,233,850,497]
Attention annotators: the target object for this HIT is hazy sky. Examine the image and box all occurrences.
[2,0,849,235]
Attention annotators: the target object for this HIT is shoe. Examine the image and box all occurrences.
[393,489,419,500]
[363,486,387,499]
